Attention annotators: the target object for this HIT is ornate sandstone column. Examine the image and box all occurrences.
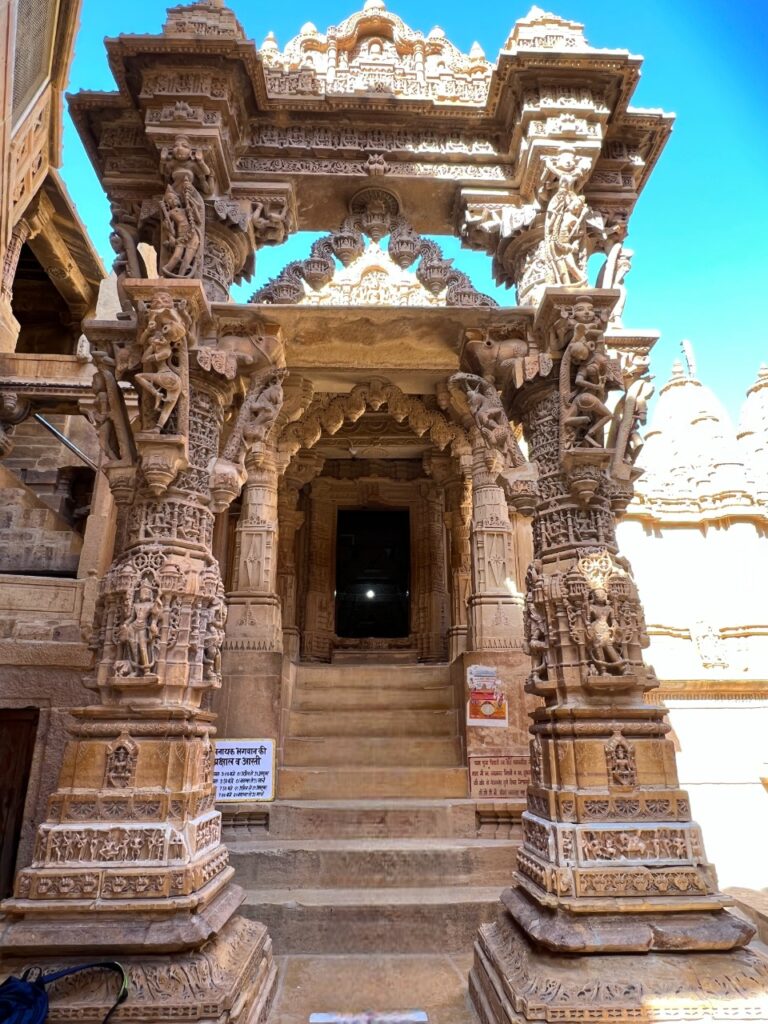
[467,288,767,1024]
[226,442,283,658]
[277,452,325,661]
[302,477,336,661]
[466,438,525,654]
[0,279,281,1022]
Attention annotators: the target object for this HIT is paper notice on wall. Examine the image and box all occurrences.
[466,664,508,727]
[214,739,275,802]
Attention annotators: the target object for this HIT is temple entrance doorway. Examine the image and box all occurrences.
[300,463,449,662]
[335,508,410,640]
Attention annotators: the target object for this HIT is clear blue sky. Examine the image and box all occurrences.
[61,0,768,420]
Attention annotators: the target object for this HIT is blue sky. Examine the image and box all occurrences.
[61,0,768,421]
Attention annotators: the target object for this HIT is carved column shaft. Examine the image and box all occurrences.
[0,283,243,953]
[276,484,304,660]
[417,481,448,661]
[224,445,282,656]
[444,471,472,660]
[500,291,752,954]
[303,480,335,661]
[468,440,524,653]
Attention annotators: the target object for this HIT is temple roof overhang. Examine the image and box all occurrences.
[67,0,673,236]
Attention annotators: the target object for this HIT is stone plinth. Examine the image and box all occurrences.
[0,917,276,1024]
[471,909,768,1024]
[459,286,768,1024]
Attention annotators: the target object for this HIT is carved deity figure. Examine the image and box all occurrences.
[605,732,637,786]
[88,368,121,463]
[541,149,590,288]
[610,375,654,468]
[559,305,618,449]
[252,197,290,246]
[116,579,162,676]
[135,295,186,432]
[449,373,525,468]
[161,177,205,280]
[203,600,226,682]
[223,368,286,464]
[88,351,135,464]
[597,243,633,326]
[109,201,143,316]
[162,134,215,197]
[585,587,628,675]
[104,741,136,788]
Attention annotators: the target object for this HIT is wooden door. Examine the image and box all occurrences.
[0,708,39,898]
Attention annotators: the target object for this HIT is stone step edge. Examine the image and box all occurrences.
[243,885,505,907]
[229,838,518,852]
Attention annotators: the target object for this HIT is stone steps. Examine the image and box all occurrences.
[283,735,462,767]
[249,799,483,840]
[242,885,503,954]
[277,765,468,799]
[287,708,458,737]
[296,663,451,688]
[292,684,455,711]
[229,838,516,889]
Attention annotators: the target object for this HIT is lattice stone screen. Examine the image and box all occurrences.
[12,0,58,125]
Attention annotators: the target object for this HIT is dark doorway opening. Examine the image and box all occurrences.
[0,708,39,898]
[335,509,410,638]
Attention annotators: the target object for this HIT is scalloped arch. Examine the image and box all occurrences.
[277,378,470,459]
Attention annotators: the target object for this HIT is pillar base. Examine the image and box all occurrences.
[502,884,754,954]
[470,907,768,1024]
[0,878,244,956]
[0,914,276,1024]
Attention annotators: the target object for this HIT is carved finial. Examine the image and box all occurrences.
[669,359,686,381]
[427,26,446,39]
[469,41,486,59]
[300,21,318,35]
[680,339,697,378]
[261,31,278,51]
[363,0,386,10]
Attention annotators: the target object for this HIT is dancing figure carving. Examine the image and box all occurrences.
[135,293,188,432]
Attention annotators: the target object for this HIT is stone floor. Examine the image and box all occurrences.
[270,953,478,1024]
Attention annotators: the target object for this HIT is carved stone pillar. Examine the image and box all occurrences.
[0,218,32,353]
[226,445,282,656]
[303,478,336,661]
[277,452,324,661]
[418,480,449,661]
[444,470,473,660]
[0,280,278,1023]
[467,439,525,653]
[468,288,762,1024]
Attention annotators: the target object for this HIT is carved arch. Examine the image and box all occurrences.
[277,378,470,459]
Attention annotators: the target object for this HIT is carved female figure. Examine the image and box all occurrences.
[561,337,613,449]
[135,301,186,432]
[116,579,162,675]
[585,587,628,675]
[161,174,204,279]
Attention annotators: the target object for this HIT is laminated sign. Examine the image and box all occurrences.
[214,739,275,802]
[467,664,508,727]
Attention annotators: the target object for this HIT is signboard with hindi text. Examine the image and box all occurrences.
[469,754,530,799]
[213,739,275,802]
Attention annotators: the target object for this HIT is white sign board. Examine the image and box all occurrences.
[214,739,275,802]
